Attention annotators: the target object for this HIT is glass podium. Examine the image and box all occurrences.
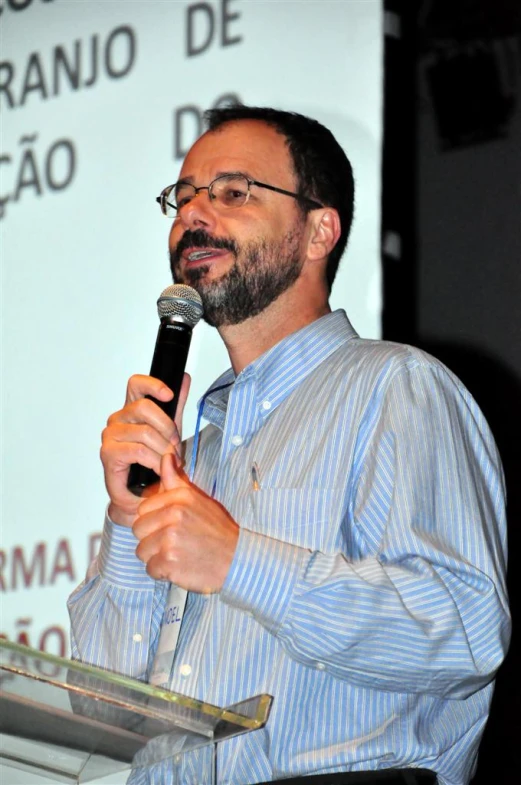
[0,640,272,783]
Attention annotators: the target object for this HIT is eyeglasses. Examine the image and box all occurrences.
[156,172,323,218]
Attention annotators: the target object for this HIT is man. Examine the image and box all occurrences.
[69,106,510,785]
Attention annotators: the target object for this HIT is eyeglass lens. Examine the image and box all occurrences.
[171,174,250,214]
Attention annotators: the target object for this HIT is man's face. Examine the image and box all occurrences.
[168,120,307,327]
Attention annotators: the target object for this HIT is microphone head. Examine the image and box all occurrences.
[157,284,204,327]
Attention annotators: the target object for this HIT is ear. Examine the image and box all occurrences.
[306,208,341,262]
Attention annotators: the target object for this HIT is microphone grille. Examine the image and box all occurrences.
[157,284,204,327]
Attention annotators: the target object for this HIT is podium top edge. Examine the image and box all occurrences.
[1,639,272,730]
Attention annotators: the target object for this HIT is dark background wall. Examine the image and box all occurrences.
[383,2,521,782]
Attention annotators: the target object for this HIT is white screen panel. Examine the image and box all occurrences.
[0,0,382,686]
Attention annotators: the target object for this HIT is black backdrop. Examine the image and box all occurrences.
[382,2,521,782]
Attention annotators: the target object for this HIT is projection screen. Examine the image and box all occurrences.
[1,0,383,711]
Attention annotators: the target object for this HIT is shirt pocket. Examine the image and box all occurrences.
[249,487,342,552]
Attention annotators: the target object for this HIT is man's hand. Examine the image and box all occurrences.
[100,373,190,527]
[133,453,240,593]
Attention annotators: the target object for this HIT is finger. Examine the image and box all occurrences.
[136,482,192,518]
[102,439,159,475]
[104,422,179,463]
[107,399,181,448]
[145,552,177,582]
[160,452,186,492]
[125,374,174,406]
[135,524,177,567]
[102,444,164,513]
[159,448,177,491]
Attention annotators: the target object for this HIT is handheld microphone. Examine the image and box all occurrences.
[127,284,203,496]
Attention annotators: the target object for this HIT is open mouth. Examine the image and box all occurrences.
[187,250,216,262]
[184,248,231,265]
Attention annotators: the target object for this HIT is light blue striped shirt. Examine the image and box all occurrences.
[69,310,510,785]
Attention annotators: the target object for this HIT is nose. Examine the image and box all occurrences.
[177,188,217,231]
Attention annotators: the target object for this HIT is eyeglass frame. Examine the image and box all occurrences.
[156,172,324,216]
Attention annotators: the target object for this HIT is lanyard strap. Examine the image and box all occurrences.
[188,381,234,484]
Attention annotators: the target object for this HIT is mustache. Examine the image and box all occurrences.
[170,229,238,266]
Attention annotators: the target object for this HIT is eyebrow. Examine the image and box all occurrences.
[176,170,256,185]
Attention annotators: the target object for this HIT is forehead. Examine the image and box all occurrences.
[179,120,295,184]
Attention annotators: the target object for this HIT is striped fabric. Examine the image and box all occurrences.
[69,310,510,785]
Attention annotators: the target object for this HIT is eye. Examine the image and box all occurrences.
[175,184,195,209]
[221,186,247,205]
[176,195,193,209]
[214,175,249,207]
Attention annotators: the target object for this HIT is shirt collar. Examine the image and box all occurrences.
[200,310,358,422]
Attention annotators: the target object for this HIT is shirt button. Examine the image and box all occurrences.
[316,662,326,671]
[231,435,243,446]
[261,399,272,411]
[132,633,142,642]
[179,663,192,677]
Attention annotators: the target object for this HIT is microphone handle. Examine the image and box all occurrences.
[127,320,192,496]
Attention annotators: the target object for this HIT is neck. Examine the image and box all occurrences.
[218,287,331,375]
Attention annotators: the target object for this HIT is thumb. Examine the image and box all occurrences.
[159,452,189,492]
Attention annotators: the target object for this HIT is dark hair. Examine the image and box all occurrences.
[203,105,354,291]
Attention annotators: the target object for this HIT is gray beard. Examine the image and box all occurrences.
[172,234,303,327]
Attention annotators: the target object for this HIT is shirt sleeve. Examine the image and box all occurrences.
[67,512,168,680]
[220,359,511,699]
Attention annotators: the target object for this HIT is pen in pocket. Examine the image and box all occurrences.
[251,462,261,491]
